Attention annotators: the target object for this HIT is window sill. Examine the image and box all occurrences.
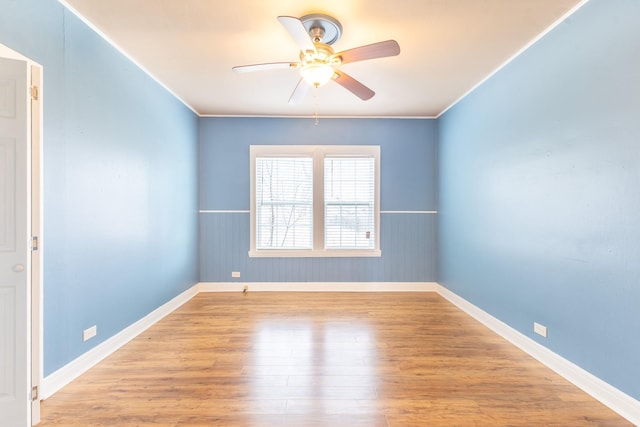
[248,249,382,258]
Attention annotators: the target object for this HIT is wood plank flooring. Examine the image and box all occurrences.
[38,292,631,426]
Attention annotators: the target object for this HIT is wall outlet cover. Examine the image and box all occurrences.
[534,322,548,338]
[83,325,97,342]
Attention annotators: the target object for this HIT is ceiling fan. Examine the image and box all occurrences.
[232,14,400,103]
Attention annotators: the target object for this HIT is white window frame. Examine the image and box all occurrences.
[250,145,381,258]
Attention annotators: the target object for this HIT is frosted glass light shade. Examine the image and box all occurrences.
[301,63,335,87]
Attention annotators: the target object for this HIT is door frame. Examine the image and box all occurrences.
[30,62,43,426]
[0,43,43,426]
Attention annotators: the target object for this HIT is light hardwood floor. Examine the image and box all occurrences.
[38,292,631,426]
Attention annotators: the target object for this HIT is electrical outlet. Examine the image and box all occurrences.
[231,271,241,278]
[534,322,548,338]
[83,325,97,342]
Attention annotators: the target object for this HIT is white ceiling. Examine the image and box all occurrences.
[61,0,584,118]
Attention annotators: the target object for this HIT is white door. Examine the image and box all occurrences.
[0,57,30,426]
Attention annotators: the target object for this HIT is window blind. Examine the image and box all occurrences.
[255,157,313,249]
[324,157,375,249]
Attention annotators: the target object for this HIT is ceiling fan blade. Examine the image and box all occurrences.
[333,70,375,101]
[288,78,311,104]
[232,62,297,73]
[334,40,400,65]
[277,16,316,53]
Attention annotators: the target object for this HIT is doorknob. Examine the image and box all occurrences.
[13,264,25,272]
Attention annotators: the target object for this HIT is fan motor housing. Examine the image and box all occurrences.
[300,43,335,62]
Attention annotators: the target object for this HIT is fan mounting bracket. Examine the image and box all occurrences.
[300,14,343,45]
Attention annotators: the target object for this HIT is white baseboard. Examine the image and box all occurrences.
[40,284,199,400]
[436,284,640,426]
[40,280,639,425]
[197,281,439,292]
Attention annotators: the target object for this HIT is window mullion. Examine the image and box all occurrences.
[313,148,325,251]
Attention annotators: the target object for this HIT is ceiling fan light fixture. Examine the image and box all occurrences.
[233,14,399,102]
[300,62,335,87]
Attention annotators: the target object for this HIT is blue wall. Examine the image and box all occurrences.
[3,0,637,405]
[199,117,438,282]
[438,0,640,400]
[0,0,199,375]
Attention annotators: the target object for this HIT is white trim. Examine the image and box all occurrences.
[198,114,439,119]
[436,284,640,425]
[437,0,590,118]
[381,210,437,214]
[198,282,438,293]
[248,249,382,258]
[30,62,44,426]
[199,210,249,214]
[40,284,199,399]
[200,210,436,214]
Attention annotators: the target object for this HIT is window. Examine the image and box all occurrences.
[250,145,380,257]
[255,156,313,250]
[324,157,376,250]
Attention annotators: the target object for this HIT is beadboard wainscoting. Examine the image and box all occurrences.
[200,211,437,283]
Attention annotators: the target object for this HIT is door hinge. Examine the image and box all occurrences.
[31,385,39,401]
[30,85,39,101]
[31,236,39,251]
